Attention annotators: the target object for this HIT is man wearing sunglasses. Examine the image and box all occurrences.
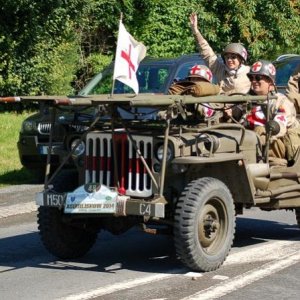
[190,12,251,96]
[245,60,300,164]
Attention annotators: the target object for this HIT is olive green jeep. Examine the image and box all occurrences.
[2,93,299,272]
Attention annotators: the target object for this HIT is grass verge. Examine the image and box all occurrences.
[0,111,36,187]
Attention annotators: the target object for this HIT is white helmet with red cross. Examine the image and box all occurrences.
[247,60,276,84]
[188,64,213,83]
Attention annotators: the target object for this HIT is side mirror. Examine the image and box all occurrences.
[265,120,280,136]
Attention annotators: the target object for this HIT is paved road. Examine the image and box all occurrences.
[0,185,299,300]
[0,184,43,218]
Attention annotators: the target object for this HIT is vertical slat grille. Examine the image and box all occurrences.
[85,132,153,197]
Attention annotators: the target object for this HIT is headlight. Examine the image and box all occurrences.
[156,144,173,161]
[71,139,85,157]
[22,120,36,132]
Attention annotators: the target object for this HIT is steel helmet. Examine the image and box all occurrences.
[247,60,276,84]
[188,64,213,83]
[222,43,248,63]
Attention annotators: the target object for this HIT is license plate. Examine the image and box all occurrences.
[64,185,117,214]
[39,145,55,155]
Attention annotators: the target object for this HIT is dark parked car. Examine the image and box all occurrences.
[273,54,300,93]
[18,54,207,177]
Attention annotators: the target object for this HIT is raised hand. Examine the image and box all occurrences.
[189,12,199,34]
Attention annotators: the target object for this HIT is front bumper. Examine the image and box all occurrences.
[17,135,67,169]
[36,186,165,218]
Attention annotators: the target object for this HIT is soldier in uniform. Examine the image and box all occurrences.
[244,60,300,163]
[167,64,220,121]
[168,64,219,96]
[286,63,300,113]
[189,12,251,95]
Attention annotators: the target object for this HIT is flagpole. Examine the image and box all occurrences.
[110,77,116,99]
[110,13,123,98]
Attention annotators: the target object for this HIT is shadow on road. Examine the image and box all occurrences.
[0,226,179,274]
[0,217,299,274]
[234,216,299,247]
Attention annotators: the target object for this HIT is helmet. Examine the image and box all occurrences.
[222,43,248,63]
[247,60,276,84]
[188,64,213,83]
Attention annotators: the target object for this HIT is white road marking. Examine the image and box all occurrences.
[224,238,299,265]
[184,272,203,278]
[58,239,300,300]
[212,275,229,280]
[104,263,122,271]
[0,266,15,272]
[59,268,183,300]
[182,250,300,300]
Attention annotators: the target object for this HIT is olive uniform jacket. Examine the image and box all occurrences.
[286,64,300,113]
[193,32,251,95]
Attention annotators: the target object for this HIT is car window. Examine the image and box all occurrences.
[81,65,171,95]
[138,66,170,93]
[275,60,300,86]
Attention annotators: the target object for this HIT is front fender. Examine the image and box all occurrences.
[172,153,244,164]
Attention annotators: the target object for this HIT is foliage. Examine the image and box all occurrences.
[191,0,300,61]
[129,0,198,57]
[0,0,299,98]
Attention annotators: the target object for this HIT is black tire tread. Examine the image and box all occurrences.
[174,177,236,272]
[37,169,98,259]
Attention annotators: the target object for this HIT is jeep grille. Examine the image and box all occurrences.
[85,132,153,197]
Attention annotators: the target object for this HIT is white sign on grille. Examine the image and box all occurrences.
[64,185,117,214]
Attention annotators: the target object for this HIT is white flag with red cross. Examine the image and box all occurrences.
[113,21,147,94]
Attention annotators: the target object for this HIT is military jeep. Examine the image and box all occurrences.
[2,93,300,272]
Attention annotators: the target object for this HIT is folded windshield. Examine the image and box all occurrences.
[79,64,171,95]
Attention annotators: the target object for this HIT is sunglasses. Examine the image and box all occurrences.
[248,75,267,82]
[224,54,238,60]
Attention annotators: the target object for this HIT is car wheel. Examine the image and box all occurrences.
[37,169,98,259]
[174,177,236,272]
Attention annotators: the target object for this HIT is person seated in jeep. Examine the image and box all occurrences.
[244,60,300,163]
[168,64,222,120]
[168,64,219,97]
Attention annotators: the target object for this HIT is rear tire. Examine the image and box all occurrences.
[174,177,235,272]
[37,169,98,259]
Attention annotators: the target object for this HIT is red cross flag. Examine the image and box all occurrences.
[113,21,147,94]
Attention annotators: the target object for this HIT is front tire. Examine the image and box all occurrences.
[37,169,98,259]
[174,177,235,272]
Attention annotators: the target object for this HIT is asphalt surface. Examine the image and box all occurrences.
[0,184,299,299]
[0,184,43,218]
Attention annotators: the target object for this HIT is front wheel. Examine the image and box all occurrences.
[37,169,98,259]
[174,177,236,272]
[38,207,98,259]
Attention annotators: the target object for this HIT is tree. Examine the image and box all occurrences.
[0,0,299,96]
